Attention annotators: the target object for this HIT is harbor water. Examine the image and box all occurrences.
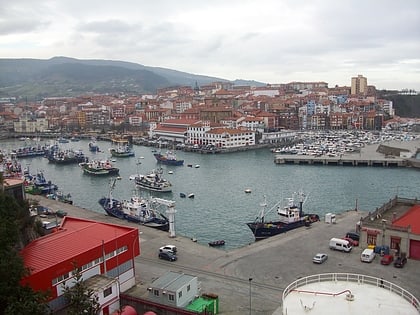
[2,138,419,249]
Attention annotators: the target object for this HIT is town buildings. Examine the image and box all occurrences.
[1,75,416,146]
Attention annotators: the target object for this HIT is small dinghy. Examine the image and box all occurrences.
[208,240,225,247]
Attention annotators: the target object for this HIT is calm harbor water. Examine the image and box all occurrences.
[2,138,419,249]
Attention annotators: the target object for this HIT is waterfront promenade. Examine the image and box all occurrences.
[29,194,420,314]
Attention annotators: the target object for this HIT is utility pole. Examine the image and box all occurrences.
[249,277,253,315]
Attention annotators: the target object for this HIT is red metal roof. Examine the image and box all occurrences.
[21,216,138,273]
[393,205,420,234]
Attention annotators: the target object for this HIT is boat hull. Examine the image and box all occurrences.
[247,214,319,240]
[246,220,307,240]
[98,197,170,231]
[153,153,184,166]
[110,150,135,158]
[136,182,172,193]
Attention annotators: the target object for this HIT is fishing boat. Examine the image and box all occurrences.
[79,159,119,176]
[88,140,100,152]
[46,149,88,164]
[109,144,135,158]
[154,150,184,166]
[246,191,320,241]
[129,167,172,193]
[46,191,73,204]
[208,240,225,247]
[12,145,47,158]
[25,171,58,195]
[98,178,171,231]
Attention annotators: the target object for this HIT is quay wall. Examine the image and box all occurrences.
[274,155,408,167]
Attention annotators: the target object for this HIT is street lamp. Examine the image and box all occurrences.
[249,277,253,315]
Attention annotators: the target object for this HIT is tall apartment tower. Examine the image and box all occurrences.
[351,75,368,95]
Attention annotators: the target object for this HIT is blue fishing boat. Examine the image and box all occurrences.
[154,150,184,166]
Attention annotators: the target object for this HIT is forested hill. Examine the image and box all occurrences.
[378,91,420,118]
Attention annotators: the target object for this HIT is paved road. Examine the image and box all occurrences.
[30,195,420,315]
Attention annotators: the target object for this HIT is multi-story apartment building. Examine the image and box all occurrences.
[351,75,368,95]
[13,114,49,133]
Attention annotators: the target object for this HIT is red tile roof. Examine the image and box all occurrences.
[393,205,420,234]
[21,217,138,273]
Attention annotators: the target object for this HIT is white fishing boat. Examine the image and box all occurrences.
[129,167,172,193]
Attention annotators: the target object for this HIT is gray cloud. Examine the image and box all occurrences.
[0,0,419,89]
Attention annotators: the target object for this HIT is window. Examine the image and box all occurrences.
[367,233,377,246]
[154,289,159,297]
[168,294,175,301]
[187,284,191,292]
[391,236,401,254]
[178,291,182,298]
[104,287,112,297]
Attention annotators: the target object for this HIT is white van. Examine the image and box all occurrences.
[329,238,352,252]
[361,248,376,262]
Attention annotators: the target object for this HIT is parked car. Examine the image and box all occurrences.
[312,253,328,264]
[394,256,407,268]
[342,237,359,247]
[158,251,177,262]
[361,248,376,263]
[345,231,360,242]
[329,238,352,252]
[55,209,68,218]
[380,254,394,265]
[159,245,177,254]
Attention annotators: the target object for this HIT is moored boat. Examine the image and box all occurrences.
[24,170,58,195]
[12,145,47,158]
[208,240,225,247]
[154,150,184,166]
[98,178,171,231]
[46,191,73,204]
[129,167,172,193]
[246,191,320,241]
[109,144,135,158]
[88,140,100,152]
[46,149,88,164]
[79,159,119,176]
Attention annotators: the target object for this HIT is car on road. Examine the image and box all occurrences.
[159,245,177,254]
[394,256,407,268]
[342,237,359,247]
[380,254,394,265]
[312,253,328,264]
[158,251,177,262]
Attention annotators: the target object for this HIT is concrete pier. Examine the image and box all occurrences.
[274,139,420,168]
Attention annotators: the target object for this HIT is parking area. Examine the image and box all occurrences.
[31,195,420,314]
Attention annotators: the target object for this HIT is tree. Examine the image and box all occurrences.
[62,262,100,315]
[0,190,51,314]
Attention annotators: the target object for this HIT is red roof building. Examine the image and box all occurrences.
[21,216,140,312]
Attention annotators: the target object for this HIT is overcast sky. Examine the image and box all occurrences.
[1,0,419,90]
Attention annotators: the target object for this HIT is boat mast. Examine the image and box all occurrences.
[297,190,306,217]
[259,195,267,223]
[108,177,121,208]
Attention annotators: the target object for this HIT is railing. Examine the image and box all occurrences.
[282,273,420,313]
